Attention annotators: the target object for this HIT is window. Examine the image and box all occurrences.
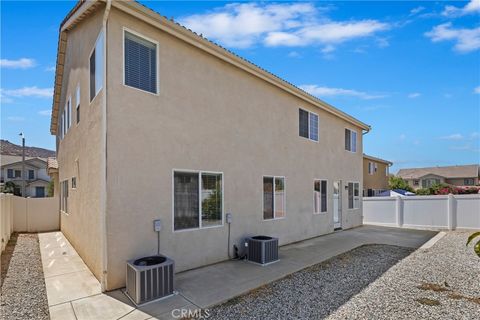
[7,169,13,178]
[67,96,71,130]
[76,85,80,124]
[314,179,327,214]
[368,162,374,175]
[422,178,440,188]
[413,179,419,186]
[60,180,69,213]
[28,170,34,180]
[345,129,357,152]
[173,171,223,231]
[14,170,21,178]
[374,163,378,173]
[124,30,158,94]
[464,178,474,186]
[299,109,319,141]
[263,176,285,219]
[90,31,104,101]
[72,177,77,189]
[348,182,360,209]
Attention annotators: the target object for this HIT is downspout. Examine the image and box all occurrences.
[100,0,112,292]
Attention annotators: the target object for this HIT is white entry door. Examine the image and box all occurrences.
[333,181,342,229]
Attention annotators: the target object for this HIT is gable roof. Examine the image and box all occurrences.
[363,154,392,166]
[50,0,371,135]
[397,165,480,180]
[0,155,47,168]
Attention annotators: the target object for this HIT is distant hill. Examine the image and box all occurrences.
[0,139,55,158]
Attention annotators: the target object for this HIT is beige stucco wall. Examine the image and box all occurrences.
[55,7,105,283]
[103,8,365,290]
[363,158,389,191]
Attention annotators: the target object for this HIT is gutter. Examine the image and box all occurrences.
[100,0,112,292]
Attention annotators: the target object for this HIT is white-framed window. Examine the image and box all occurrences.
[173,170,223,231]
[60,180,69,213]
[67,96,71,130]
[263,176,286,219]
[345,128,357,152]
[90,31,104,102]
[124,29,158,94]
[374,163,378,173]
[368,162,375,175]
[76,85,80,124]
[314,179,327,214]
[347,182,360,209]
[464,178,475,186]
[299,108,319,142]
[422,178,440,188]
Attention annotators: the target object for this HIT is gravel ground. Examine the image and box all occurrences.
[208,232,480,320]
[0,233,49,320]
[208,244,414,320]
[327,232,480,320]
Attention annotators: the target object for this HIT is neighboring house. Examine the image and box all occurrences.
[397,164,480,190]
[50,0,370,291]
[363,154,392,197]
[0,155,51,197]
[378,189,415,197]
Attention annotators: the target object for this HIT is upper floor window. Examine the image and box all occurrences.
[299,109,318,142]
[76,85,80,124]
[7,169,13,178]
[28,170,34,180]
[90,31,104,102]
[124,30,158,94]
[345,128,357,152]
[66,96,71,130]
[368,162,374,175]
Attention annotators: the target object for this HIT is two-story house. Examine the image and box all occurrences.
[363,154,392,196]
[0,155,51,197]
[50,0,371,291]
[397,164,480,190]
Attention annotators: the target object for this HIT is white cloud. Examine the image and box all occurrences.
[425,23,480,53]
[408,92,421,98]
[440,133,464,140]
[2,86,53,98]
[7,116,25,122]
[44,66,56,72]
[0,58,36,69]
[38,110,51,116]
[474,86,480,94]
[321,44,336,54]
[265,20,389,47]
[442,0,480,17]
[287,51,301,58]
[299,84,386,100]
[410,6,425,15]
[471,132,480,139]
[179,3,388,49]
[449,144,480,152]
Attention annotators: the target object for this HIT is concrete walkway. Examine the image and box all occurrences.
[39,226,436,320]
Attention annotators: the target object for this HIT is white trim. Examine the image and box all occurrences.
[122,27,160,96]
[262,175,286,220]
[172,169,224,233]
[313,179,328,215]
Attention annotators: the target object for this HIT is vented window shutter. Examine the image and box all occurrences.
[125,31,157,94]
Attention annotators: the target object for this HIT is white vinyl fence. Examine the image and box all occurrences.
[1,193,59,253]
[363,194,480,230]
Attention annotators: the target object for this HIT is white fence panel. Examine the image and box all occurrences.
[363,194,480,230]
[403,196,448,229]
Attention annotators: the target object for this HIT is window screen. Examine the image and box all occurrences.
[263,177,274,219]
[124,31,157,94]
[89,49,96,101]
[309,113,319,141]
[345,129,351,151]
[299,109,309,138]
[321,180,327,212]
[174,172,199,230]
[90,32,104,101]
[201,173,222,227]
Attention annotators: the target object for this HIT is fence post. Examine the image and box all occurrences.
[447,193,456,231]
[396,196,403,227]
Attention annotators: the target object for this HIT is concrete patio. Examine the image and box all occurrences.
[39,226,437,320]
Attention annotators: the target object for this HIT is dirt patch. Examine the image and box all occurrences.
[417,282,450,292]
[416,298,441,306]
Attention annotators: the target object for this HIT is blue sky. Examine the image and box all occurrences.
[1,1,479,172]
